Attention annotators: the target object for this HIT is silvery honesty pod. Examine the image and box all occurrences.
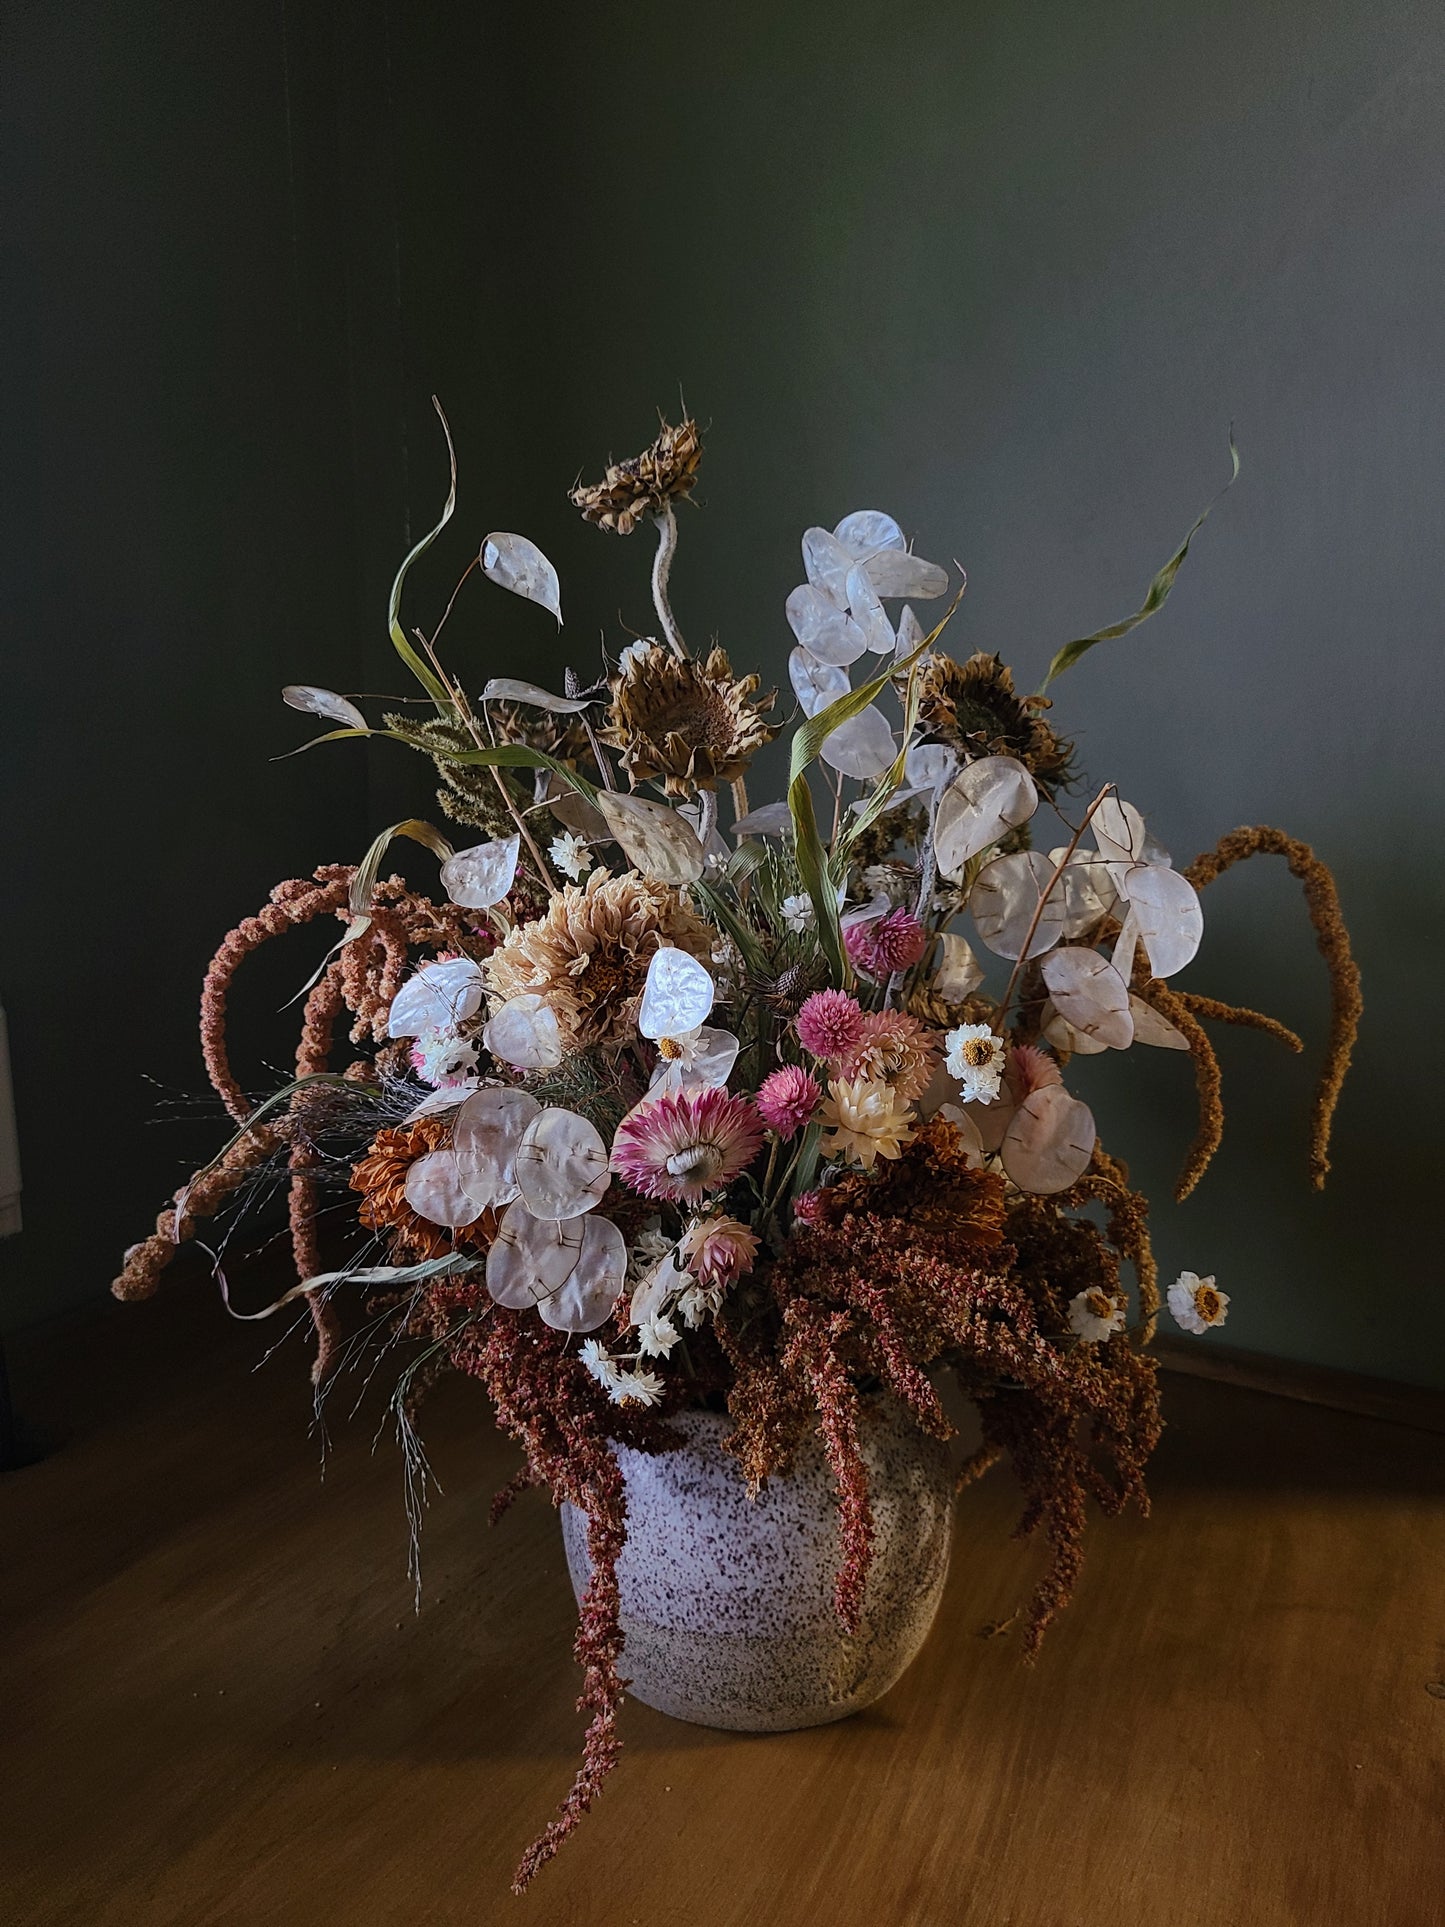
[452,1086,541,1210]
[484,994,565,1071]
[969,850,1067,961]
[859,548,948,599]
[932,932,984,1003]
[1041,946,1134,1051]
[638,947,715,1041]
[1000,1084,1096,1195]
[597,791,706,886]
[485,1202,626,1332]
[934,757,1039,881]
[282,685,368,732]
[404,1149,488,1229]
[800,526,855,606]
[387,956,487,1038]
[819,705,896,781]
[440,835,521,911]
[833,508,906,558]
[480,532,562,625]
[785,585,868,666]
[844,563,895,655]
[1122,863,1203,978]
[514,1107,611,1220]
[1127,994,1191,1049]
[789,646,851,719]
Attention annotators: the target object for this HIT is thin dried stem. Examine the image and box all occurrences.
[996,783,1113,1031]
[650,505,687,658]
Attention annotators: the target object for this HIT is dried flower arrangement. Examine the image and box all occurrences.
[116,407,1360,1891]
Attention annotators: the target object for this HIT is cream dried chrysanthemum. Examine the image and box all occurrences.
[818,1076,915,1169]
[1168,1271,1229,1334]
[601,642,777,798]
[1067,1287,1127,1343]
[485,868,711,1052]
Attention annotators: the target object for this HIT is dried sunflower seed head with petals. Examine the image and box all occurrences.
[601,641,777,798]
[569,415,704,535]
[915,651,1077,793]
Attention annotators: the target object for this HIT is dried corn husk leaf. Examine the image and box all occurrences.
[453,1086,541,1209]
[440,834,520,910]
[1001,1084,1096,1194]
[283,685,368,732]
[404,1148,488,1228]
[597,791,706,885]
[1123,862,1203,977]
[970,849,1067,961]
[639,947,715,1040]
[935,756,1039,881]
[480,532,562,624]
[544,774,610,840]
[484,993,564,1070]
[1041,946,1134,1049]
[786,585,868,665]
[515,1107,610,1220]
[630,1250,688,1327]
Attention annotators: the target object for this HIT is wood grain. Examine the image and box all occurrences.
[2,1285,1443,1927]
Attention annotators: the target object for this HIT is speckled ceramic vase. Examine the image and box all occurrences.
[561,1399,954,1732]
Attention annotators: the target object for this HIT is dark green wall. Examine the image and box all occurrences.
[4,2,1441,1385]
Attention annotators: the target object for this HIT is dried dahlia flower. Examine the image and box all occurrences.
[351,1118,494,1262]
[916,650,1075,791]
[610,1087,765,1204]
[818,1076,915,1169]
[569,415,704,535]
[841,1010,940,1104]
[601,642,777,798]
[485,868,710,1052]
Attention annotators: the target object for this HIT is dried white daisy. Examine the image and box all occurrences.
[1067,1286,1126,1343]
[1168,1271,1229,1335]
[945,1022,1006,1104]
[548,830,593,881]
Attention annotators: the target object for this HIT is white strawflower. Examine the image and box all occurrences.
[677,1282,724,1329]
[579,1337,622,1389]
[945,1023,1006,1104]
[780,893,815,933]
[638,1313,681,1358]
[548,830,592,881]
[614,1366,666,1407]
[1067,1287,1126,1343]
[1169,1271,1229,1335]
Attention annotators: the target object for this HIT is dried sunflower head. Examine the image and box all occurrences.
[484,867,712,1052]
[569,416,703,535]
[915,651,1076,792]
[484,699,592,764]
[601,642,777,798]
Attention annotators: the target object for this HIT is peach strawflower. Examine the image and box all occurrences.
[841,1010,940,1103]
[678,1214,761,1289]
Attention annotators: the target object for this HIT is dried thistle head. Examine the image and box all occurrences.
[484,699,592,764]
[601,641,777,798]
[569,415,703,535]
[915,651,1076,792]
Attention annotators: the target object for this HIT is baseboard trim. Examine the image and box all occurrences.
[1152,1336,1445,1436]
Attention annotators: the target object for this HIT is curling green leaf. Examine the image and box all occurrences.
[1040,433,1240,690]
[387,398,462,711]
[350,819,455,919]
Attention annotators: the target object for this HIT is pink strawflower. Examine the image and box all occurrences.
[796,989,867,1062]
[756,1064,823,1136]
[678,1214,761,1289]
[844,907,927,979]
[791,1188,826,1227]
[610,1087,765,1205]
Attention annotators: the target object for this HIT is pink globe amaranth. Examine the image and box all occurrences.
[843,908,927,980]
[795,989,867,1063]
[756,1065,823,1137]
[610,1087,765,1205]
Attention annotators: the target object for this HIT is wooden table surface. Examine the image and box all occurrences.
[3,1286,1442,1927]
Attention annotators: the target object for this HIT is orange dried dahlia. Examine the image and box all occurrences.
[350,1116,496,1263]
